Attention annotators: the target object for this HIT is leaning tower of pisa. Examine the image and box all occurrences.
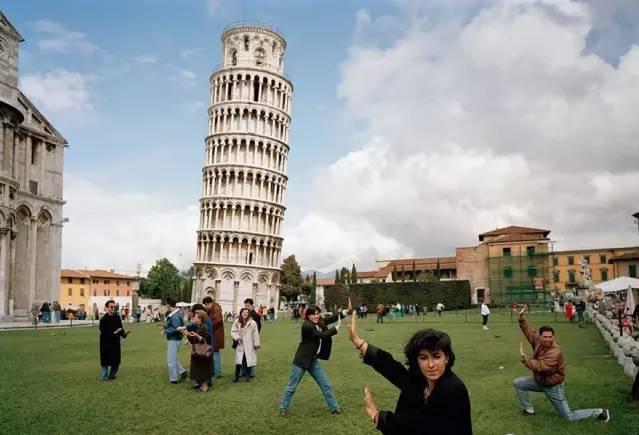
[192,23,292,315]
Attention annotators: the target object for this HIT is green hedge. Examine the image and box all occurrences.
[323,280,471,310]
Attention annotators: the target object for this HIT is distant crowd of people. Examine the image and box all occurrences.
[30,301,88,326]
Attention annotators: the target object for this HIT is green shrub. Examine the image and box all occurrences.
[324,280,471,310]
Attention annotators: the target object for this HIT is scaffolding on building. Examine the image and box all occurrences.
[488,253,550,304]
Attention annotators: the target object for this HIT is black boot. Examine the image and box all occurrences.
[233,364,241,383]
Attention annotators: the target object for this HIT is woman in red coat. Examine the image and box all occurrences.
[564,301,574,323]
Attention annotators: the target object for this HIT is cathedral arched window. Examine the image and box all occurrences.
[230,49,237,66]
[255,48,266,66]
[244,35,249,51]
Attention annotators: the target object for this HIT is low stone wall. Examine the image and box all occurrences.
[593,311,639,379]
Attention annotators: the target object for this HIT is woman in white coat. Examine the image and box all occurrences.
[231,307,260,382]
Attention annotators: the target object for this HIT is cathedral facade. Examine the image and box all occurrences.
[0,12,66,321]
[192,23,292,314]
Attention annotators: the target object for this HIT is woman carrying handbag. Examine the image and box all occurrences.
[180,310,212,392]
[231,308,260,382]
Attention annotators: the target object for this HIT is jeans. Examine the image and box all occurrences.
[280,361,339,412]
[100,364,119,380]
[166,339,186,382]
[512,377,602,421]
[482,315,488,326]
[42,312,51,323]
[213,351,221,377]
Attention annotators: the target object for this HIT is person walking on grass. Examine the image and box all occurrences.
[376,303,384,324]
[163,297,187,384]
[202,296,224,378]
[231,308,260,383]
[436,302,444,318]
[99,300,129,381]
[181,309,212,392]
[513,304,610,422]
[480,300,490,330]
[279,300,352,416]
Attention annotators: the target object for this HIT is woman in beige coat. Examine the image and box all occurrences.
[231,307,260,382]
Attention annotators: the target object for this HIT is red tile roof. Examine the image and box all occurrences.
[61,269,91,279]
[84,269,139,280]
[479,226,550,241]
[316,278,335,286]
[485,233,549,243]
[386,257,457,270]
[356,271,378,278]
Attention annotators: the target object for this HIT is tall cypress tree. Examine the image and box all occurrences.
[401,264,405,282]
[334,269,339,284]
[412,260,417,282]
[435,258,441,281]
[310,272,317,304]
[351,264,358,284]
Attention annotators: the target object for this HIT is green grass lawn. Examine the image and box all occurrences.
[0,314,635,435]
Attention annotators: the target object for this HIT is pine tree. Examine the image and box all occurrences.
[435,258,441,281]
[351,264,358,284]
[412,260,417,282]
[334,269,339,284]
[310,272,317,304]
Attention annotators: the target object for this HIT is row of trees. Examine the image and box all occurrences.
[138,255,442,304]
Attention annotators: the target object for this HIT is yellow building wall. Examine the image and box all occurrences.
[550,247,639,291]
[59,277,91,307]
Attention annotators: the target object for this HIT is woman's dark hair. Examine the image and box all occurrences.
[238,307,250,327]
[404,329,455,374]
[304,305,321,320]
[191,303,205,314]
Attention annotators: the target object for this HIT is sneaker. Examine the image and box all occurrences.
[169,381,178,384]
[279,411,289,417]
[179,371,188,382]
[522,410,535,417]
[331,409,341,415]
[597,409,610,422]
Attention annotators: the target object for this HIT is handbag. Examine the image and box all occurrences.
[231,339,238,349]
[192,342,212,358]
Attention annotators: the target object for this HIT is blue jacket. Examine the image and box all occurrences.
[164,310,185,340]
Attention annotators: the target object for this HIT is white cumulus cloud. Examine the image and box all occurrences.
[284,0,639,270]
[33,20,99,54]
[21,69,93,114]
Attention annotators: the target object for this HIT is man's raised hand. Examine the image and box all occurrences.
[519,304,528,320]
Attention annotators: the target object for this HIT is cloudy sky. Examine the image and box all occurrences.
[5,0,639,275]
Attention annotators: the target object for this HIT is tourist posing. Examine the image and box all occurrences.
[347,310,471,434]
[202,296,224,378]
[243,298,262,378]
[182,310,212,392]
[231,308,260,382]
[513,304,610,422]
[480,300,490,330]
[163,297,187,384]
[279,301,352,416]
[99,300,129,381]
[436,302,444,317]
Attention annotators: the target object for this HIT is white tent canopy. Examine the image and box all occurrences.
[595,277,639,293]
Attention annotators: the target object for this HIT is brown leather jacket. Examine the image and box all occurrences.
[519,318,565,386]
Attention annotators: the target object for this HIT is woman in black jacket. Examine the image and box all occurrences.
[348,311,472,434]
[279,302,351,416]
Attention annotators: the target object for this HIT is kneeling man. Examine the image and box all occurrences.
[513,304,609,422]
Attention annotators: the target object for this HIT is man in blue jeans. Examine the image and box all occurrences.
[163,297,187,384]
[513,304,609,422]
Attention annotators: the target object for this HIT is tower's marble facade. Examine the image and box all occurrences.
[0,12,67,320]
[192,24,292,314]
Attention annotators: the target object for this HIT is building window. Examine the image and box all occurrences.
[127,281,130,287]
[31,141,39,165]
[601,269,608,281]
[29,180,38,195]
[80,278,85,284]
[68,288,72,296]
[92,279,98,284]
[583,255,590,264]
[600,255,606,264]
[116,280,120,286]
[503,267,513,279]
[526,246,535,256]
[503,248,511,257]
[527,267,537,278]
[67,277,73,284]
[568,256,574,265]
[231,49,237,66]
[116,290,119,296]
[553,257,558,266]
[104,279,111,284]
[630,264,638,278]
[244,35,249,51]
[80,288,85,297]
[568,271,576,282]
[553,272,560,283]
